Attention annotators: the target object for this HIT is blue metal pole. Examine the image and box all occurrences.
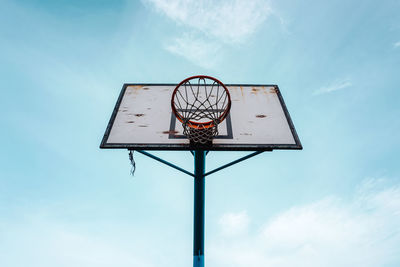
[193,150,206,267]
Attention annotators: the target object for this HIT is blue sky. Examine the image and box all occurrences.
[1,0,400,266]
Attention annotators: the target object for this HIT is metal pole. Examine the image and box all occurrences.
[193,150,206,267]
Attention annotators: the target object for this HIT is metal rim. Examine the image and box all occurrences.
[171,75,232,129]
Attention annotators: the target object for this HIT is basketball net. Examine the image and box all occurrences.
[171,76,231,145]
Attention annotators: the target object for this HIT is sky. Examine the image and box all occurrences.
[1,0,400,266]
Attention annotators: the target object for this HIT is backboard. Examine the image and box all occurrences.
[100,83,302,151]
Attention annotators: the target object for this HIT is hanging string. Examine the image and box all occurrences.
[129,150,136,176]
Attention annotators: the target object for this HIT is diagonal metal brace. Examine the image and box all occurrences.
[136,150,195,177]
[204,151,264,177]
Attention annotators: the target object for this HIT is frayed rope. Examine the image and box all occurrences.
[128,150,136,176]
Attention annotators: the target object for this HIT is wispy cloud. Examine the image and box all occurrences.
[145,0,272,43]
[394,41,400,48]
[219,211,250,236]
[144,0,272,68]
[0,219,155,267]
[165,34,222,69]
[208,178,400,267]
[313,79,352,95]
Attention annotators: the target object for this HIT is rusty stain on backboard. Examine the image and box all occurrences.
[270,88,278,94]
[256,114,267,118]
[162,130,179,134]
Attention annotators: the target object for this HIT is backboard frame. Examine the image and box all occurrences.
[100,83,302,151]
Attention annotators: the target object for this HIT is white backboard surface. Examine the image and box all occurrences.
[100,84,302,151]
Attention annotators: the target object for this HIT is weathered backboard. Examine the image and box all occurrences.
[100,84,302,151]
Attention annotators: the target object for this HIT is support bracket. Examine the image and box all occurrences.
[204,151,264,176]
[134,150,265,178]
[136,150,195,177]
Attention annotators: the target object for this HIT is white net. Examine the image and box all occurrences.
[182,119,218,144]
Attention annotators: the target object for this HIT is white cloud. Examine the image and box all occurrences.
[219,210,250,236]
[145,0,272,43]
[394,41,400,48]
[0,219,155,267]
[144,0,272,68]
[165,33,222,69]
[208,179,400,267]
[313,79,352,95]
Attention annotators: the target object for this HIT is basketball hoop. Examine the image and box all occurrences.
[101,74,302,267]
[171,75,231,145]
